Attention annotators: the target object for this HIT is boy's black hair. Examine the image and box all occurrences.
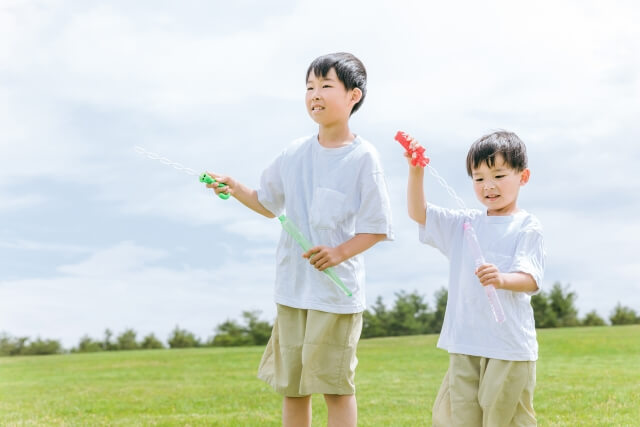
[306,52,367,115]
[466,131,528,176]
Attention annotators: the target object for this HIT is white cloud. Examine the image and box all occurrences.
[0,191,45,212]
[0,239,90,253]
[57,241,166,276]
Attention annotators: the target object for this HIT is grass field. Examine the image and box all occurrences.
[1,325,639,426]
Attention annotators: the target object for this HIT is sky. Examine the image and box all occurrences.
[1,0,639,348]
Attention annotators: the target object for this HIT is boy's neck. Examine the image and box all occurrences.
[486,206,520,216]
[317,124,355,148]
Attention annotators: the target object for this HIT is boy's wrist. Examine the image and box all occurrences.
[408,166,424,177]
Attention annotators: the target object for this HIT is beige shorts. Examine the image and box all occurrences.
[432,353,536,427]
[257,304,363,397]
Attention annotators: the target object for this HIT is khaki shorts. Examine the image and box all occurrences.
[257,304,363,397]
[432,353,536,427]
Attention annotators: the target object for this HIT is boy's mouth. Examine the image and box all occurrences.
[311,105,324,111]
[485,194,500,201]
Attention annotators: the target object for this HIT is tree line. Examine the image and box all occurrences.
[2,282,639,356]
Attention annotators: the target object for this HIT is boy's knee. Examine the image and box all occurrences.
[323,394,355,404]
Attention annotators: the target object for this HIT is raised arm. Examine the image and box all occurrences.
[406,152,427,225]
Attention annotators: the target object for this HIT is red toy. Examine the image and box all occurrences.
[395,131,430,167]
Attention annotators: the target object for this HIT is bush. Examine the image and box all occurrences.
[388,290,433,336]
[362,296,389,338]
[362,288,447,338]
[0,333,29,356]
[531,291,558,328]
[140,333,165,349]
[22,337,63,355]
[72,335,104,353]
[581,310,606,326]
[532,282,579,327]
[210,311,272,347]
[610,303,639,325]
[116,329,139,351]
[168,326,201,348]
[102,329,118,351]
[0,333,62,356]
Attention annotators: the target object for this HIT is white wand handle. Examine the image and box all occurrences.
[463,220,506,323]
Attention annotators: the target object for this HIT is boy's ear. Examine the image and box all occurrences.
[350,87,363,105]
[519,168,530,186]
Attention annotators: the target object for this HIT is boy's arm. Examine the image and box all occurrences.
[303,233,387,271]
[475,265,539,293]
[407,153,427,225]
[206,172,276,218]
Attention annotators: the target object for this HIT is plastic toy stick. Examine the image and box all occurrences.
[395,131,430,167]
[463,220,506,323]
[199,173,230,200]
[278,215,352,297]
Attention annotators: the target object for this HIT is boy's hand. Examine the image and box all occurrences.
[404,151,425,172]
[475,263,505,289]
[205,172,235,197]
[303,245,345,271]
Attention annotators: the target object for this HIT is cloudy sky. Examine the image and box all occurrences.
[1,0,639,348]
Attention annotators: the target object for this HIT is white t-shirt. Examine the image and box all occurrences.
[419,204,545,361]
[257,134,394,314]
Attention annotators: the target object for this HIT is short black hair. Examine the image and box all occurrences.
[306,52,367,115]
[466,131,528,176]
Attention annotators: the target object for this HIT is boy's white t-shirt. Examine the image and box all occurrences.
[257,134,394,314]
[420,204,545,361]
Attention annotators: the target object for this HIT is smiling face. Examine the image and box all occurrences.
[305,67,361,127]
[471,154,530,216]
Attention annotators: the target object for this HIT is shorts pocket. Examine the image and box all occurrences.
[309,187,347,229]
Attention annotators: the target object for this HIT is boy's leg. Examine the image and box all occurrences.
[431,370,452,426]
[299,309,362,395]
[257,305,308,396]
[433,354,483,426]
[448,354,483,426]
[324,394,357,427]
[478,359,536,427]
[283,395,312,427]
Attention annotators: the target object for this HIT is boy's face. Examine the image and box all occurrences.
[471,154,530,216]
[305,68,361,127]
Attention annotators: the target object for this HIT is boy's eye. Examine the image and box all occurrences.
[322,84,332,88]
[495,175,505,179]
[306,87,313,91]
[474,178,483,182]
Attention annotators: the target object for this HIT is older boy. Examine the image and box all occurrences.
[406,131,544,426]
[208,52,393,427]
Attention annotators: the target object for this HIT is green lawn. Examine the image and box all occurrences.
[1,325,639,426]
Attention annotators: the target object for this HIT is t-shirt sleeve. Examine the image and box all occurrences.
[355,170,394,240]
[419,204,465,258]
[509,227,545,295]
[256,153,285,217]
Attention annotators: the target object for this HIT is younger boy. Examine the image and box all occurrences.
[207,52,393,427]
[405,131,544,426]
